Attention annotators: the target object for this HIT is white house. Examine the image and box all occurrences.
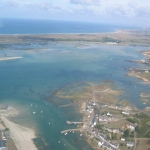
[122,111,130,115]
[121,138,125,141]
[98,141,103,147]
[129,125,135,131]
[127,142,134,147]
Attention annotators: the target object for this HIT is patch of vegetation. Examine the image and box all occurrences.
[112,133,117,140]
[96,124,104,130]
[146,132,150,138]
[135,113,149,120]
[5,128,9,131]
[126,118,139,124]
[123,129,130,137]
[101,37,121,43]
[135,125,150,137]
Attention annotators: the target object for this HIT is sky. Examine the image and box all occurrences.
[0,0,150,26]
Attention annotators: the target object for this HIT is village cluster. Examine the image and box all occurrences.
[83,101,136,150]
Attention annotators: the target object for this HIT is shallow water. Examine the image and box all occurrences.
[0,43,150,149]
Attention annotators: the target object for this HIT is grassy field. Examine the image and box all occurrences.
[136,139,150,150]
[102,107,123,117]
[106,119,127,128]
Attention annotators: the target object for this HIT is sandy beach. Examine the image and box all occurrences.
[0,106,37,150]
[0,57,23,61]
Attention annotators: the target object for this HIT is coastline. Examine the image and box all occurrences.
[0,106,37,150]
[0,30,150,46]
[127,71,150,84]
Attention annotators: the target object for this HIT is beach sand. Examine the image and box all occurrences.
[0,106,37,150]
[0,57,23,61]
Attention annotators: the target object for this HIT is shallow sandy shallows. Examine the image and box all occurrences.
[0,57,23,61]
[0,106,37,150]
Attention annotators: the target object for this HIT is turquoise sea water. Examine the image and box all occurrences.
[0,42,150,150]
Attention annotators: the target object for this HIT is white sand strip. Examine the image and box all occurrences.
[1,116,37,150]
[0,106,37,150]
[0,57,23,61]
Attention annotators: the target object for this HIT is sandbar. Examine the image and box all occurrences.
[0,57,23,61]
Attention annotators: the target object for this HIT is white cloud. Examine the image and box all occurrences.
[107,4,136,17]
[70,0,101,5]
[25,2,51,10]
[8,1,18,7]
[137,5,150,17]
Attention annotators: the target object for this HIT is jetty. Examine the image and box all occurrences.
[61,128,81,134]
[66,121,83,124]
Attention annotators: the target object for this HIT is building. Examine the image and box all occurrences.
[126,123,135,131]
[129,125,135,131]
[122,111,130,115]
[121,138,125,141]
[107,112,112,116]
[127,142,134,147]
[98,141,103,147]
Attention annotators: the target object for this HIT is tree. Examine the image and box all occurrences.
[123,129,129,137]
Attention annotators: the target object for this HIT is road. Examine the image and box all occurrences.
[134,132,137,150]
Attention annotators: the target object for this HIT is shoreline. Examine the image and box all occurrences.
[1,30,150,46]
[0,30,123,36]
[0,106,37,150]
[127,71,150,84]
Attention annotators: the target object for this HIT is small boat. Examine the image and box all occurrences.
[33,112,36,114]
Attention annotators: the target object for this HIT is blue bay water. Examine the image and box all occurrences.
[0,19,138,34]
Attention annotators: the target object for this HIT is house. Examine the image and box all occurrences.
[0,140,6,150]
[98,141,103,147]
[121,138,125,141]
[107,112,112,116]
[129,125,135,131]
[126,124,135,131]
[127,142,134,147]
[122,111,130,115]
